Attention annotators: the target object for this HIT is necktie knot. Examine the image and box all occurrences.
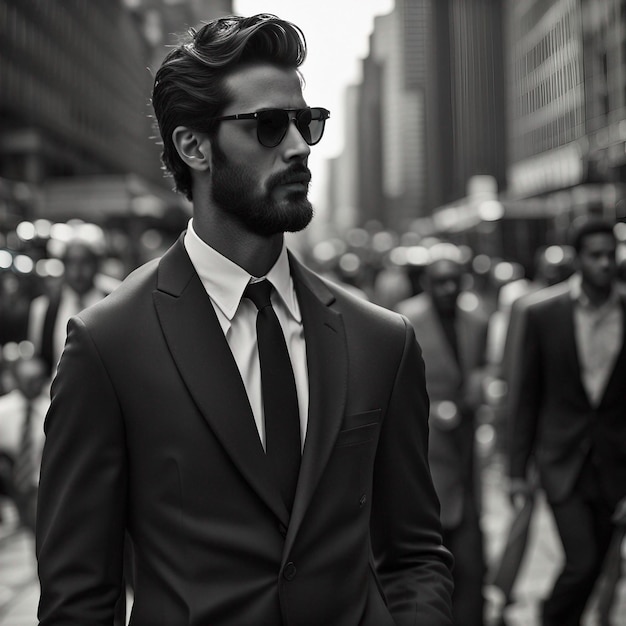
[244,280,273,310]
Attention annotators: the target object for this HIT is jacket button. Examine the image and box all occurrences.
[283,562,297,581]
[359,494,367,507]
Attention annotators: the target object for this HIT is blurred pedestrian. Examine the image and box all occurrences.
[485,255,575,621]
[373,247,412,309]
[499,245,575,396]
[508,216,626,626]
[396,243,490,626]
[0,353,48,533]
[0,269,33,346]
[36,14,454,626]
[28,225,109,377]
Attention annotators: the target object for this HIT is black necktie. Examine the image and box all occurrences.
[244,280,301,510]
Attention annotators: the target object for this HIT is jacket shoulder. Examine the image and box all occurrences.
[525,280,571,314]
[323,274,407,328]
[293,259,409,335]
[78,258,160,328]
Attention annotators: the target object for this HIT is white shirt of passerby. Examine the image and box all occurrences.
[0,390,49,486]
[28,285,106,373]
[570,274,623,406]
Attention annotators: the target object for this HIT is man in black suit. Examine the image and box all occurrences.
[36,14,453,626]
[509,216,626,626]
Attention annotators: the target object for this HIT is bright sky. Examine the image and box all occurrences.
[233,1,395,206]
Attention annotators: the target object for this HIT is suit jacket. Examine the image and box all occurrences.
[509,282,626,507]
[396,293,489,528]
[36,236,453,626]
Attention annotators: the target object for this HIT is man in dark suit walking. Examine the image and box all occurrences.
[35,14,453,626]
[396,243,489,626]
[509,216,626,626]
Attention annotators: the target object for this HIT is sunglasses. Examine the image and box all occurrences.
[209,107,330,148]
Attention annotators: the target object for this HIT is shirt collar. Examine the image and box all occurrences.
[569,272,620,310]
[184,219,301,323]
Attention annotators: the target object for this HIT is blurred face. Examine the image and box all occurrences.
[63,243,99,296]
[15,358,48,400]
[426,259,463,314]
[578,232,617,292]
[208,63,313,236]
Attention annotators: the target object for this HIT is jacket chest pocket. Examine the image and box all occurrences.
[331,410,381,505]
[335,409,381,448]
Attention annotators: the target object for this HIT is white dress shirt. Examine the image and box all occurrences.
[184,220,309,450]
[570,274,623,406]
[0,390,49,486]
[28,284,108,373]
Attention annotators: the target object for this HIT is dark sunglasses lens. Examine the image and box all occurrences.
[296,108,326,145]
[256,110,289,147]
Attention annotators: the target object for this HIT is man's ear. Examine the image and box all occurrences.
[172,126,211,171]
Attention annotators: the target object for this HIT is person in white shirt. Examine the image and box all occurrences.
[28,229,109,377]
[0,354,48,532]
[509,216,626,626]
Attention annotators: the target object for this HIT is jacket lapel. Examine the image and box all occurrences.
[283,256,348,555]
[597,295,626,407]
[560,291,594,407]
[152,237,289,525]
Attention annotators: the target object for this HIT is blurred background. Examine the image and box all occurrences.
[1,1,626,624]
[1,0,625,281]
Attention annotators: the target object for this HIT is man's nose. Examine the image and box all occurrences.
[283,119,311,158]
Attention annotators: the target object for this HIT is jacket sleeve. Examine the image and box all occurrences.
[370,317,455,626]
[36,316,127,625]
[508,303,543,481]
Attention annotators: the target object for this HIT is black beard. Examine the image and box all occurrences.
[211,153,314,237]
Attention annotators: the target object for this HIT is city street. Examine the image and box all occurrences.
[0,454,624,625]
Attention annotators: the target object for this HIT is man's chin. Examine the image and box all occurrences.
[245,204,313,237]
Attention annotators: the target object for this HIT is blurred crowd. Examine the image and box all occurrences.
[1,214,626,625]
[0,217,181,517]
[304,216,626,626]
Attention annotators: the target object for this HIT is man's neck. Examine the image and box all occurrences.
[192,215,284,277]
[581,281,613,308]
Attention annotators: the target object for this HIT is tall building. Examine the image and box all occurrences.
[0,0,232,224]
[505,0,626,221]
[1,2,159,182]
[426,0,506,209]
[357,46,384,226]
[505,0,586,201]
[333,0,506,232]
[366,2,427,230]
[326,85,361,232]
[582,0,626,195]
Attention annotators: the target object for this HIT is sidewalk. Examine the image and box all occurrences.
[482,454,626,626]
[0,503,39,626]
[0,455,624,625]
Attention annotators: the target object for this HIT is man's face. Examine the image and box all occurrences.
[208,63,314,237]
[426,259,463,314]
[63,243,99,296]
[578,232,617,291]
[15,358,48,400]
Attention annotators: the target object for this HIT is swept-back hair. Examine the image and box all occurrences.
[152,14,307,200]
